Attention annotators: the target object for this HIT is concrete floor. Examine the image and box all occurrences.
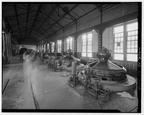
[2,62,95,110]
[2,59,138,112]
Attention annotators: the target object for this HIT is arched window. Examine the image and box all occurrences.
[47,43,49,50]
[51,42,55,52]
[57,40,62,53]
[67,37,73,50]
[82,32,92,57]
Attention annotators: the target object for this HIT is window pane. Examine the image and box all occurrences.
[114,25,124,33]
[128,32,131,36]
[127,40,137,54]
[114,54,124,60]
[136,30,138,35]
[88,33,92,38]
[87,53,92,57]
[120,33,123,37]
[127,54,137,61]
[82,46,86,49]
[82,50,86,53]
[131,49,134,53]
[70,38,72,42]
[132,31,135,35]
[70,45,72,50]
[83,42,86,45]
[127,49,130,53]
[88,38,92,41]
[87,50,92,53]
[135,41,137,47]
[88,42,92,45]
[114,27,123,54]
[132,36,135,40]
[82,32,93,57]
[121,38,123,41]
[87,46,92,50]
[82,53,86,57]
[127,22,138,31]
[82,34,86,39]
[82,38,86,42]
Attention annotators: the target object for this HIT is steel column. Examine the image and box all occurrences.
[74,21,78,57]
[62,28,65,53]
[98,6,103,51]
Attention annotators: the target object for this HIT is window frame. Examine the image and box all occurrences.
[113,24,124,61]
[67,37,73,51]
[126,20,138,62]
[57,40,62,53]
[113,19,138,62]
[81,32,93,58]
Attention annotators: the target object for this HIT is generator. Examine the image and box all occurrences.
[68,47,136,100]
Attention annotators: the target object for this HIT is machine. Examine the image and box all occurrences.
[68,47,136,100]
[47,52,63,71]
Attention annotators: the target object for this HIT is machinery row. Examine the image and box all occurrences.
[44,47,136,101]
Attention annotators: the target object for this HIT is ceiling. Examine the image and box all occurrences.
[2,3,120,45]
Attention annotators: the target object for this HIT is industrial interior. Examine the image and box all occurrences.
[2,2,141,112]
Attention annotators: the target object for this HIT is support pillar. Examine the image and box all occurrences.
[5,33,8,63]
[2,32,6,62]
[70,61,77,86]
[74,34,78,57]
[74,20,78,57]
[98,6,103,51]
[62,39,64,53]
[50,43,52,53]
[5,33,11,63]
[62,28,65,53]
[45,44,47,53]
[9,34,12,62]
[54,41,57,53]
[98,30,102,51]
[41,45,42,52]
[39,45,40,52]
